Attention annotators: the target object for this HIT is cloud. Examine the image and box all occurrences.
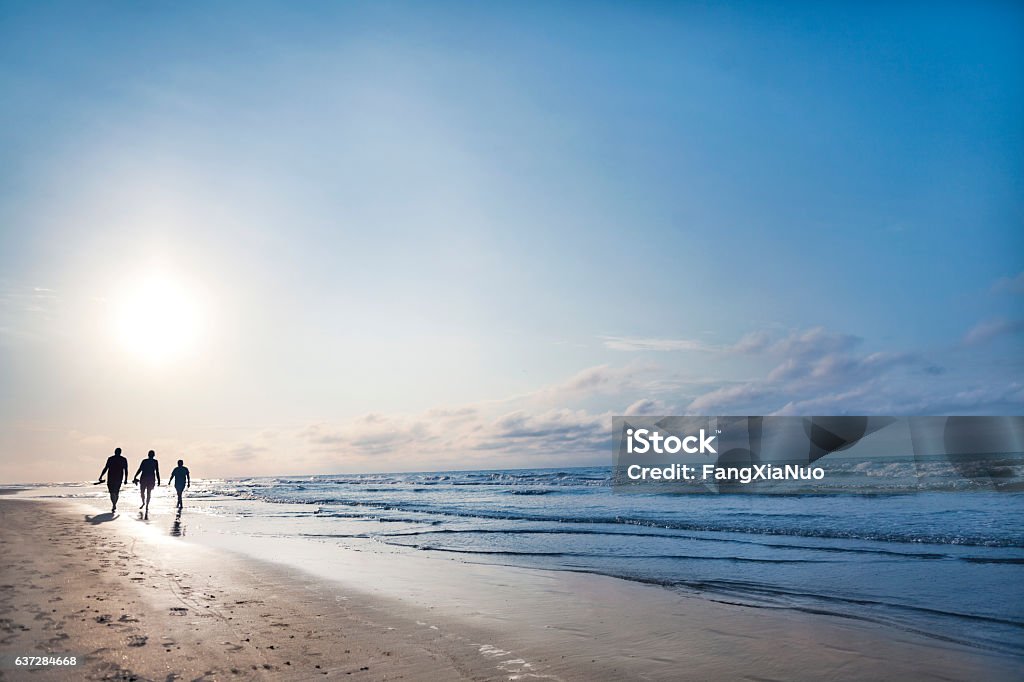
[555,364,624,391]
[765,358,803,382]
[730,330,773,354]
[297,405,610,468]
[537,362,657,401]
[301,415,437,455]
[481,409,607,452]
[764,345,914,385]
[771,384,876,416]
[0,284,63,343]
[687,383,774,413]
[808,351,915,381]
[767,327,861,358]
[687,333,921,414]
[992,272,1024,295]
[138,429,288,477]
[17,313,1021,481]
[227,443,270,461]
[0,285,60,313]
[601,336,712,352]
[597,326,933,416]
[601,326,860,358]
[937,382,1024,412]
[775,380,1024,416]
[623,398,671,416]
[962,318,1024,346]
[425,406,479,420]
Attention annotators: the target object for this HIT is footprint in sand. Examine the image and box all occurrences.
[127,635,148,647]
[169,607,188,616]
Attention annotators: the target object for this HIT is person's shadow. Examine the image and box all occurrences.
[170,508,184,537]
[85,513,117,524]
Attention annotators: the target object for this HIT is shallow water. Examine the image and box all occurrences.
[34,463,1024,658]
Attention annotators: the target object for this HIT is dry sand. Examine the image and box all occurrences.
[0,498,1019,681]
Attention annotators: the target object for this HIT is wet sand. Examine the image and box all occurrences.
[0,497,1019,681]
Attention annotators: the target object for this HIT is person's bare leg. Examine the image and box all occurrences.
[176,489,183,508]
[139,485,145,508]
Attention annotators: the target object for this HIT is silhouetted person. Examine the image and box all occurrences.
[168,459,190,509]
[133,450,160,512]
[98,447,129,513]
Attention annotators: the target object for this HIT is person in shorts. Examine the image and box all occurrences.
[133,450,161,512]
[98,447,129,513]
[168,459,190,509]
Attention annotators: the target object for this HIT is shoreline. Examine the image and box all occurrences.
[1,497,1021,680]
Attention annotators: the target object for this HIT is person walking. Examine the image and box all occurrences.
[133,450,160,512]
[98,447,129,513]
[168,459,190,509]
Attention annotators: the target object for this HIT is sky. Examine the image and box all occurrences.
[1,1,1022,483]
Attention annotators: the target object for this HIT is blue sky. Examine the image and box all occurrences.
[1,1,1022,481]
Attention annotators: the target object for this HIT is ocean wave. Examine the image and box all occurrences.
[299,499,1024,547]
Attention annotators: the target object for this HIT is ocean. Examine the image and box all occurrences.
[39,460,1024,659]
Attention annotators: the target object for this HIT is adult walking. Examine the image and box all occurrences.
[133,450,160,512]
[168,459,191,509]
[97,447,129,513]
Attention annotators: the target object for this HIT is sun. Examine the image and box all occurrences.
[112,275,202,365]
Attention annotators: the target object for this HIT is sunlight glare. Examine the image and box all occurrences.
[112,275,203,365]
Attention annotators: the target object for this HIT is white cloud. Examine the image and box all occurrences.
[775,380,1024,416]
[771,384,877,416]
[296,405,610,470]
[767,326,861,358]
[601,336,712,352]
[623,398,671,416]
[992,272,1024,295]
[601,326,861,359]
[536,362,657,401]
[12,322,1018,482]
[687,383,774,413]
[685,330,922,415]
[730,330,773,354]
[962,318,1024,346]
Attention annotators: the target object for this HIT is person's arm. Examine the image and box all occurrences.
[132,463,141,483]
[98,461,108,482]
[186,469,190,488]
[123,460,129,484]
[156,462,161,487]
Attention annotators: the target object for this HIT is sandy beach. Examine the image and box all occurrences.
[1,496,1020,681]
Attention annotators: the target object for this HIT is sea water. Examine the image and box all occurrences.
[38,459,1024,658]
